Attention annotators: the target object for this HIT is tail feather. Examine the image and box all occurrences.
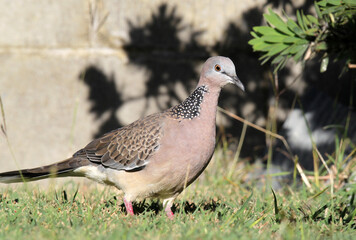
[0,157,91,183]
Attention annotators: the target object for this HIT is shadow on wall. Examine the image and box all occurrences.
[80,66,125,138]
[123,4,210,117]
[265,0,315,12]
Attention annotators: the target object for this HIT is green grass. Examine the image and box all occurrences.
[1,93,355,239]
[1,144,355,240]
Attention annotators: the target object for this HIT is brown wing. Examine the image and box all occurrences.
[73,113,165,171]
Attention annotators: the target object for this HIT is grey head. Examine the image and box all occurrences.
[200,56,245,92]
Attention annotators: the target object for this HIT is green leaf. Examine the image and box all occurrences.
[261,35,286,43]
[296,10,306,31]
[314,2,322,19]
[327,0,342,6]
[293,44,308,61]
[286,19,304,36]
[317,0,328,7]
[320,56,329,72]
[302,12,311,28]
[253,26,283,35]
[250,42,268,51]
[294,39,309,45]
[307,15,319,25]
[288,45,301,54]
[280,57,289,70]
[293,51,304,62]
[289,44,306,54]
[280,46,293,55]
[343,0,356,7]
[268,43,289,56]
[264,9,294,36]
[321,5,345,15]
[283,36,303,43]
[304,28,318,36]
[248,38,262,45]
[271,55,285,64]
[316,42,327,51]
[250,31,259,38]
[261,44,274,51]
[260,54,272,64]
[251,43,268,51]
[274,57,287,73]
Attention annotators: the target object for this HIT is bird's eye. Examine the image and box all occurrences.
[214,64,221,72]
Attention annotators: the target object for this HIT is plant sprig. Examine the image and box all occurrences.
[249,0,356,73]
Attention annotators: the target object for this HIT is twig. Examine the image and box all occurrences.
[218,107,312,189]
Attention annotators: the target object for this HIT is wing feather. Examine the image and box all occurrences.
[73,113,164,171]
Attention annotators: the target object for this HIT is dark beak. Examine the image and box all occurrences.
[231,75,245,92]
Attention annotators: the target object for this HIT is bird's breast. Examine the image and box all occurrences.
[145,116,216,191]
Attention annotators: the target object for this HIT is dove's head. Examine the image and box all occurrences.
[200,56,244,92]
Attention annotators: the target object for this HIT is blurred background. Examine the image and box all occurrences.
[0,0,355,184]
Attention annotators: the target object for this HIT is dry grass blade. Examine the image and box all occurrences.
[218,107,312,189]
[0,95,7,137]
[343,148,356,163]
[0,96,26,182]
[314,147,334,198]
[227,121,247,179]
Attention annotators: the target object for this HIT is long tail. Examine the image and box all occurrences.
[0,157,91,183]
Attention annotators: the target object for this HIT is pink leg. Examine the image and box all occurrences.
[124,198,134,216]
[165,206,174,220]
[163,197,175,220]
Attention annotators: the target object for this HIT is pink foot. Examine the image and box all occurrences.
[165,207,174,220]
[124,198,134,216]
[163,197,175,220]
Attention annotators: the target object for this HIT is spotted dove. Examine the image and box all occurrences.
[0,56,244,219]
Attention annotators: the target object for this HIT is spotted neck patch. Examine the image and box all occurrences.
[169,85,208,120]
